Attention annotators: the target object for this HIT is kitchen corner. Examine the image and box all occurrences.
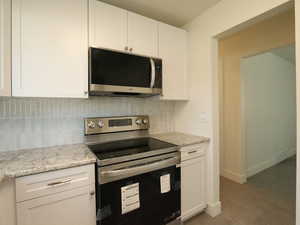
[1,0,298,224]
[0,126,209,225]
[0,0,212,224]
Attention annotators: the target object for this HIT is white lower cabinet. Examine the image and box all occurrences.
[181,145,207,221]
[16,164,96,225]
[17,186,95,225]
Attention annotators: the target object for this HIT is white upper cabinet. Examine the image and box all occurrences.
[12,0,89,98]
[0,0,11,96]
[127,12,158,57]
[89,0,127,52]
[159,23,188,100]
[89,1,158,57]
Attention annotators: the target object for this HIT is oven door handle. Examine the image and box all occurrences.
[101,156,179,178]
[150,58,156,88]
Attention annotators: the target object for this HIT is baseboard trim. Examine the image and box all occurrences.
[221,170,247,184]
[181,204,206,221]
[205,201,222,217]
[247,148,296,177]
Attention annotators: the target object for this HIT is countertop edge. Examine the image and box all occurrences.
[0,159,96,183]
[178,140,210,147]
[8,159,97,179]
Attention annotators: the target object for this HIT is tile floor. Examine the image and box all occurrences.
[185,157,296,225]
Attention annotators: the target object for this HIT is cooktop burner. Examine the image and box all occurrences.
[88,137,178,165]
[89,137,175,159]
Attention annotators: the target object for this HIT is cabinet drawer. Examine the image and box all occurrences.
[180,144,207,161]
[16,164,95,203]
[16,186,96,225]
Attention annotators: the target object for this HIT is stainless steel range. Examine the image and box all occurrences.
[84,116,181,225]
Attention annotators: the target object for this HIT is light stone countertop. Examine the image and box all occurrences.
[0,144,97,183]
[0,132,209,184]
[151,132,210,147]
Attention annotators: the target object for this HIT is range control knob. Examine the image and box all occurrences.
[87,121,96,129]
[98,120,105,128]
[142,119,148,125]
[135,119,142,125]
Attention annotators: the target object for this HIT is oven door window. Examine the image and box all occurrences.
[98,166,180,225]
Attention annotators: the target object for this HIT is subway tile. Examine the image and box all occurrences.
[0,97,175,152]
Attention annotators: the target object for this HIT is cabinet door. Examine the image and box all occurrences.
[181,157,206,221]
[128,12,158,57]
[17,186,96,225]
[0,0,11,96]
[159,23,188,100]
[89,0,127,51]
[12,0,88,98]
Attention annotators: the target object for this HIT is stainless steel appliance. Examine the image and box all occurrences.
[85,116,181,225]
[89,48,163,97]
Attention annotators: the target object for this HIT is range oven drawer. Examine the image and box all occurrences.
[97,166,181,225]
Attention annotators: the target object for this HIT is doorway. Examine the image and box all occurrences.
[241,44,296,179]
[218,9,295,184]
[215,8,295,225]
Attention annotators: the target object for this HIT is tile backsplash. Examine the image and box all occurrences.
[0,97,175,152]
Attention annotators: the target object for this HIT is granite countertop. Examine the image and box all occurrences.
[0,132,208,184]
[151,132,209,147]
[0,144,97,183]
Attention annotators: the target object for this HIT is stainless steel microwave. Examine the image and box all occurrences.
[89,48,162,97]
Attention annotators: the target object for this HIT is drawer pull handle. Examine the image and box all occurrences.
[47,178,72,187]
[188,150,198,154]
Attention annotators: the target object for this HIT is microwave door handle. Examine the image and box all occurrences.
[101,156,179,178]
[150,58,156,88]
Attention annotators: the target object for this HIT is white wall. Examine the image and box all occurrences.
[0,97,175,152]
[241,52,296,177]
[174,0,293,217]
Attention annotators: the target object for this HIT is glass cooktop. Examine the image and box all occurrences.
[88,137,177,162]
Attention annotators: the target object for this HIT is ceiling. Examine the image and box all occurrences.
[271,45,296,64]
[99,0,222,27]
